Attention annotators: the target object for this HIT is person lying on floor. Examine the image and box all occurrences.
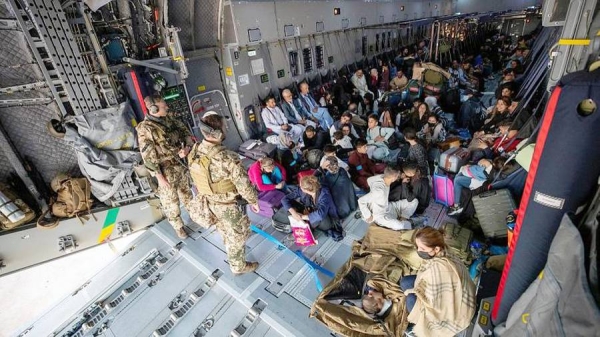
[247,157,287,193]
[470,119,520,162]
[361,276,406,327]
[399,227,476,337]
[389,161,430,216]
[315,156,357,219]
[358,165,414,230]
[281,175,344,241]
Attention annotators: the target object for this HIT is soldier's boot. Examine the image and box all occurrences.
[232,262,259,275]
[175,227,188,239]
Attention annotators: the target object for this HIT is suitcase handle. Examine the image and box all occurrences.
[479,190,497,198]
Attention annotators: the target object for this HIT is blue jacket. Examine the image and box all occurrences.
[282,186,339,224]
[464,165,490,181]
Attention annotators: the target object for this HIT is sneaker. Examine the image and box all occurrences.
[175,227,189,239]
[232,261,259,275]
[447,206,464,216]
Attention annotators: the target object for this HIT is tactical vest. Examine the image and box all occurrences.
[189,145,236,195]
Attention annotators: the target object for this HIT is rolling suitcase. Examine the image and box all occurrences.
[443,223,473,265]
[439,146,470,173]
[254,190,285,218]
[472,189,516,239]
[433,170,454,207]
[238,139,277,160]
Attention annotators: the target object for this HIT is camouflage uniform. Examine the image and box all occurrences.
[136,115,194,230]
[188,141,258,273]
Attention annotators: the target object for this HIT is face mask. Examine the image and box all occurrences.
[417,251,434,260]
[460,95,469,103]
[428,122,436,128]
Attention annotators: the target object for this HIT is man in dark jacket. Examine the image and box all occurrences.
[315,156,358,219]
[281,89,318,127]
[388,161,430,214]
[458,89,485,130]
[302,125,330,152]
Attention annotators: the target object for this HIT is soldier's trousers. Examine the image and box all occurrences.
[208,202,250,273]
[156,165,193,230]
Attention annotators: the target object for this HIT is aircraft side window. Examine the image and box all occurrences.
[315,45,324,69]
[289,51,299,77]
[303,48,313,73]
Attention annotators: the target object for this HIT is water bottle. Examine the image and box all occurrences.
[0,191,26,223]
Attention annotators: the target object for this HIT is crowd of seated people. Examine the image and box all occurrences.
[245,30,536,238]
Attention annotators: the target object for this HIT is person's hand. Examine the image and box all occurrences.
[312,107,319,113]
[178,146,190,158]
[365,215,374,223]
[375,135,385,142]
[250,204,260,213]
[402,177,410,183]
[281,124,289,131]
[290,210,303,221]
[320,161,330,170]
[299,119,307,125]
[156,174,170,188]
[276,181,285,189]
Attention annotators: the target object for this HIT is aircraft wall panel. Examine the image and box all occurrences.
[455,0,539,14]
[231,0,448,45]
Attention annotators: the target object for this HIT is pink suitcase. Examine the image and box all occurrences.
[433,171,454,207]
[253,190,286,217]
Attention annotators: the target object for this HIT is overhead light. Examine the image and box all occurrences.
[400,6,405,11]
[334,7,341,15]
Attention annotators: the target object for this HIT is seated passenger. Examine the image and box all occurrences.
[261,96,304,143]
[417,114,446,146]
[282,175,343,240]
[447,158,494,216]
[368,68,381,100]
[389,161,430,215]
[404,128,429,175]
[302,125,330,152]
[281,89,318,128]
[366,114,401,164]
[247,157,287,193]
[471,119,520,162]
[315,156,357,219]
[346,103,368,128]
[351,69,372,98]
[389,69,408,91]
[362,92,378,115]
[348,138,386,192]
[399,227,476,337]
[357,165,413,230]
[297,82,334,129]
[474,96,512,136]
[407,102,429,132]
[332,130,354,151]
[330,112,360,140]
[341,124,359,145]
[320,144,350,173]
[275,133,304,183]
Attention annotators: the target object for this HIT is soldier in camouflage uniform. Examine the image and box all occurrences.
[188,111,260,275]
[136,94,195,239]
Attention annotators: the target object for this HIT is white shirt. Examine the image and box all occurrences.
[334,136,354,149]
[261,106,288,134]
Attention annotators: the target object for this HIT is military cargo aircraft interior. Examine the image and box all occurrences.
[0,0,599,336]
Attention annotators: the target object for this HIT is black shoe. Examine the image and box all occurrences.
[327,229,344,242]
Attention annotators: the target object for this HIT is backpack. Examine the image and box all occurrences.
[189,145,236,195]
[468,101,487,132]
[38,174,95,229]
[51,175,93,218]
[306,149,324,169]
